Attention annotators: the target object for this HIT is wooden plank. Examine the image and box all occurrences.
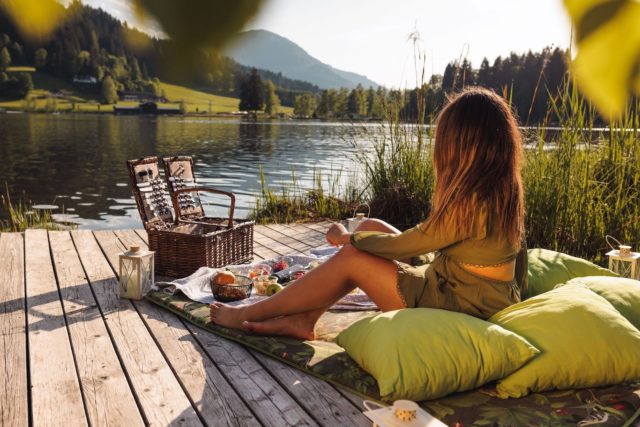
[130,225,366,424]
[48,231,144,427]
[186,325,318,427]
[299,222,332,234]
[262,226,324,252]
[251,353,370,426]
[267,224,325,247]
[109,230,260,427]
[24,230,87,426]
[110,230,317,427]
[0,233,28,427]
[253,230,298,256]
[256,227,309,253]
[71,230,201,426]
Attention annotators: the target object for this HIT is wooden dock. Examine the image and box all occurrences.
[0,222,372,426]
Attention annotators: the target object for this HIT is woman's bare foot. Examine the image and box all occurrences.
[210,302,248,330]
[242,312,317,340]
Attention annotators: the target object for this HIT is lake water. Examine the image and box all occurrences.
[0,114,367,229]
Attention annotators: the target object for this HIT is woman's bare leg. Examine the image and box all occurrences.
[210,244,405,330]
[242,307,327,340]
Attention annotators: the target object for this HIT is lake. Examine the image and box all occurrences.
[0,113,366,229]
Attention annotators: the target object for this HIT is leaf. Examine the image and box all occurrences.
[132,0,264,53]
[436,391,492,408]
[0,0,67,41]
[564,0,640,118]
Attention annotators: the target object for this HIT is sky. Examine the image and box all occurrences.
[74,0,573,88]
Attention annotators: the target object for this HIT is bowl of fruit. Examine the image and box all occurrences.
[211,271,253,302]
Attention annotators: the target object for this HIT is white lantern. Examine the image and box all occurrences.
[347,203,370,232]
[119,245,155,300]
[606,249,640,280]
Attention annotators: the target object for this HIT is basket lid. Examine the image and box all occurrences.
[162,155,205,219]
[127,156,174,229]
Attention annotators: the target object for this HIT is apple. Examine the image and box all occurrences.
[265,283,283,296]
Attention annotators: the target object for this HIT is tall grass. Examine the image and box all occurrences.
[250,81,640,263]
[249,167,360,224]
[0,184,70,232]
[524,84,640,261]
[355,109,436,229]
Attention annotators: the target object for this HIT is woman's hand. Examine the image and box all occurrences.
[326,223,351,247]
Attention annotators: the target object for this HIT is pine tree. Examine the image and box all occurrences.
[34,48,47,69]
[239,69,263,112]
[101,75,118,103]
[1,47,11,70]
[263,79,280,116]
[477,58,491,87]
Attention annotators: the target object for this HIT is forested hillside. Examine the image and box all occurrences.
[0,1,318,106]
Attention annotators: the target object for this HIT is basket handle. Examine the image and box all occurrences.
[172,187,235,228]
[605,235,623,252]
[363,400,386,411]
[352,203,371,219]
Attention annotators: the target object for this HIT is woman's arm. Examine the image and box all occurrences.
[348,207,489,261]
[349,224,462,260]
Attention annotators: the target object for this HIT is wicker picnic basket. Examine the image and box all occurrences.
[127,156,254,278]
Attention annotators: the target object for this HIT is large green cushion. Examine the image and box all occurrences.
[526,248,617,299]
[490,283,640,398]
[336,308,539,402]
[557,276,640,330]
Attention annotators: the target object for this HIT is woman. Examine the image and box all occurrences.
[211,87,527,340]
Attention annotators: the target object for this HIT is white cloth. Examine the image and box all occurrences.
[154,249,378,311]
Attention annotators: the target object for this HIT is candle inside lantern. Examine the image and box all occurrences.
[119,245,155,300]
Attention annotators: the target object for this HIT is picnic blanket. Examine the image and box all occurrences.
[146,251,640,426]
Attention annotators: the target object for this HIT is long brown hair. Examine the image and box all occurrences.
[427,87,524,248]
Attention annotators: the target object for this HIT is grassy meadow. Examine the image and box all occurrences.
[0,70,293,115]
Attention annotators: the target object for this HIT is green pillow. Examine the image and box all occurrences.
[336,308,539,402]
[526,248,617,299]
[490,283,640,398]
[558,276,640,330]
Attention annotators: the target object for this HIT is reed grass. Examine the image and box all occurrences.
[0,184,71,232]
[249,167,360,224]
[250,80,640,263]
[524,83,640,262]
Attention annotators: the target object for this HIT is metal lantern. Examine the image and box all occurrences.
[606,249,640,280]
[119,245,155,300]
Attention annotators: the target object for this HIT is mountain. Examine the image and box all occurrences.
[227,30,378,90]
[0,3,319,106]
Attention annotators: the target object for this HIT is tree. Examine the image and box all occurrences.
[34,48,47,69]
[101,75,118,104]
[239,69,263,112]
[1,47,11,70]
[335,88,349,117]
[263,79,280,116]
[477,58,491,87]
[347,84,367,117]
[293,93,316,118]
[316,89,336,119]
[130,57,142,81]
[441,62,457,93]
[16,72,33,96]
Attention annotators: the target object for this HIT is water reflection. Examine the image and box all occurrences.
[0,114,362,229]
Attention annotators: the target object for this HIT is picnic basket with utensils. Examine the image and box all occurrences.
[127,156,254,277]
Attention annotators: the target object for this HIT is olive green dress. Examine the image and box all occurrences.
[350,206,527,319]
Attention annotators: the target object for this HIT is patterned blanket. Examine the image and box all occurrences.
[146,290,640,426]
